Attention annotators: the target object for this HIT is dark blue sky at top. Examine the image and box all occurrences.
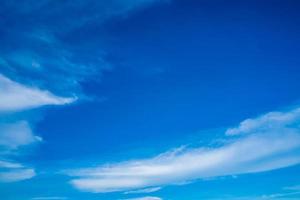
[1,0,300,200]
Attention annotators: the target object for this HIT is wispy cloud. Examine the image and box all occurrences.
[0,159,35,182]
[66,106,300,193]
[121,196,162,200]
[0,74,76,112]
[0,121,42,150]
[124,187,161,194]
[225,107,300,136]
[261,191,300,199]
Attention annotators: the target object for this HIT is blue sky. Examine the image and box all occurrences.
[1,0,300,199]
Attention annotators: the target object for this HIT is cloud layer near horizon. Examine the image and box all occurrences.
[66,106,300,193]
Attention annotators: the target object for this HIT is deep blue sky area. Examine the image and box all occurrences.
[1,0,300,200]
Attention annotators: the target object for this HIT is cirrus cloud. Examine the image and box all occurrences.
[66,106,300,193]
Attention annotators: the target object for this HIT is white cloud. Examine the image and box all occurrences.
[0,121,41,182]
[0,74,76,112]
[67,106,300,193]
[225,107,300,136]
[121,196,162,200]
[0,121,42,150]
[0,160,35,182]
[0,160,23,168]
[0,167,35,182]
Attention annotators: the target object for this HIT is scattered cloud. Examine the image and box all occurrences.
[66,106,300,193]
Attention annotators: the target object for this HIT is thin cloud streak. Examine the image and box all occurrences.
[124,187,162,194]
[121,196,162,200]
